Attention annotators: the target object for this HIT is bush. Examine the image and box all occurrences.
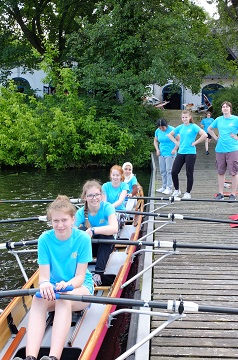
[0,81,159,169]
[212,85,238,118]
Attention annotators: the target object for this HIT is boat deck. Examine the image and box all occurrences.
[150,142,238,359]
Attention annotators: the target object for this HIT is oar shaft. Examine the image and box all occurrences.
[0,199,55,203]
[158,213,238,225]
[130,196,236,203]
[1,290,238,315]
[174,242,238,251]
[117,210,238,225]
[0,217,39,223]
[0,238,155,250]
[0,198,82,204]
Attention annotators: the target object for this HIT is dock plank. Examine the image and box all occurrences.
[151,143,238,359]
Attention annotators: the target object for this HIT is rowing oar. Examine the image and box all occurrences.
[117,210,238,225]
[0,215,47,224]
[0,238,155,250]
[130,196,237,203]
[1,289,238,315]
[0,198,82,204]
[2,238,238,252]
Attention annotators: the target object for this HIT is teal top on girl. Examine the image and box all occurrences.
[102,182,129,210]
[74,201,115,228]
[155,125,175,156]
[38,227,93,290]
[200,118,214,133]
[173,123,201,155]
[210,115,238,153]
[126,175,138,194]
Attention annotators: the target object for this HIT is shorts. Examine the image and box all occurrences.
[207,133,212,140]
[215,151,238,175]
[82,283,94,295]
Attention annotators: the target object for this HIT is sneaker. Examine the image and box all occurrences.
[182,192,191,199]
[229,194,236,201]
[162,187,172,195]
[206,151,209,155]
[156,187,166,193]
[93,273,102,286]
[40,357,58,360]
[172,189,181,197]
[214,193,224,200]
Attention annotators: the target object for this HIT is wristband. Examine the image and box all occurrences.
[90,227,95,236]
[39,280,50,286]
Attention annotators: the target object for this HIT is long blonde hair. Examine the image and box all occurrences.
[81,180,102,229]
[47,195,76,221]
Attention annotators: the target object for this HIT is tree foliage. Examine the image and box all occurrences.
[210,85,238,118]
[0,0,96,80]
[0,73,155,169]
[0,0,236,169]
[68,0,230,96]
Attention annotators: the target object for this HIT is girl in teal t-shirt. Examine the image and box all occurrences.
[168,111,207,199]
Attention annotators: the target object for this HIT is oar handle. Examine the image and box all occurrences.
[35,285,74,299]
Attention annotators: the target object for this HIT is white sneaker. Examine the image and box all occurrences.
[172,189,181,197]
[162,187,172,195]
[182,192,191,199]
[156,187,166,193]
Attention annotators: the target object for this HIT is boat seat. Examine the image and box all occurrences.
[13,347,82,360]
[45,309,85,327]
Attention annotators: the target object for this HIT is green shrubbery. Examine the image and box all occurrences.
[0,80,157,169]
[212,85,238,118]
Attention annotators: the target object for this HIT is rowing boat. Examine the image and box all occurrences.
[0,190,144,360]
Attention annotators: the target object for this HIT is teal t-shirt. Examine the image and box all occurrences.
[125,175,138,194]
[200,118,214,133]
[38,227,93,289]
[102,181,129,210]
[155,125,176,156]
[210,115,238,153]
[74,201,115,227]
[173,123,201,155]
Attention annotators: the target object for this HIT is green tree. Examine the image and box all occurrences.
[0,0,96,80]
[68,0,230,97]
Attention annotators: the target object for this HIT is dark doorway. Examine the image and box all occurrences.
[202,83,224,105]
[162,84,182,109]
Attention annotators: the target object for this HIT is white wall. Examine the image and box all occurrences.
[8,67,48,97]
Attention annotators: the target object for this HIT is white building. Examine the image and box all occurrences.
[7,67,51,97]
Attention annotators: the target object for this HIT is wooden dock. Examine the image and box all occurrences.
[150,142,238,360]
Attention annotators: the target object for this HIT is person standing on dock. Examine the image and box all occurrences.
[200,111,214,155]
[168,110,207,199]
[208,101,238,201]
[154,118,178,195]
[13,195,94,360]
[74,180,118,286]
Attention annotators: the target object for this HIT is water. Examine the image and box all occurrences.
[0,167,151,310]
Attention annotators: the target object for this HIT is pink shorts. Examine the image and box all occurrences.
[215,151,238,175]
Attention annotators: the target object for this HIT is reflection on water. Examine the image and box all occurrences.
[0,167,150,310]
